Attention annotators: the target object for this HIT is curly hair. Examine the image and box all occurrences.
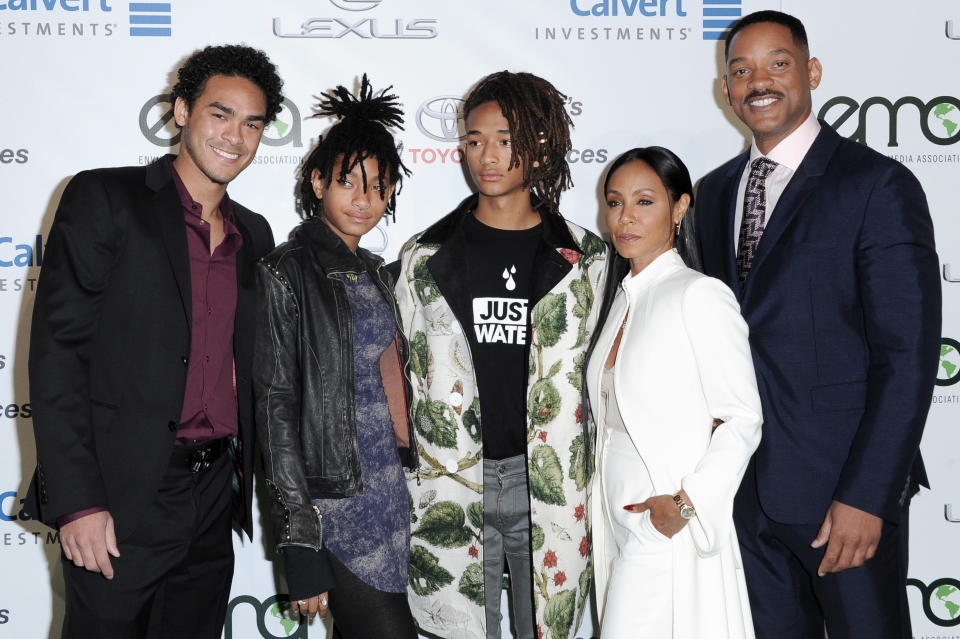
[463,71,574,214]
[172,44,284,124]
[297,74,411,221]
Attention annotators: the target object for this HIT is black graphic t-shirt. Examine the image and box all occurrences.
[463,213,542,460]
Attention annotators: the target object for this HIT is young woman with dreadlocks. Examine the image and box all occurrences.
[253,75,418,638]
[396,71,608,639]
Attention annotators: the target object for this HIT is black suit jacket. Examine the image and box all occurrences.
[25,155,274,541]
[696,123,941,524]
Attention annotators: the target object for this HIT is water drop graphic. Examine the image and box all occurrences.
[503,265,517,291]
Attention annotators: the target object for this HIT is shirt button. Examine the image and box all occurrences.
[203,403,208,410]
[205,355,210,362]
[168,421,177,432]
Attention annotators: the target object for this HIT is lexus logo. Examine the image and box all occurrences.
[416,96,464,143]
[330,0,382,10]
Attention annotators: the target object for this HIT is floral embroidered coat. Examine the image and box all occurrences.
[395,197,608,639]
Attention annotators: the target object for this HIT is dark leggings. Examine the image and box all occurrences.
[328,553,419,639]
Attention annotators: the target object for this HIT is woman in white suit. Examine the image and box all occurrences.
[585,147,762,638]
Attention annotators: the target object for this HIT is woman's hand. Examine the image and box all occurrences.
[292,592,330,619]
[623,491,692,538]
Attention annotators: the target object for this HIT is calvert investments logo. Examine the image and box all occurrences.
[0,234,43,294]
[908,577,960,627]
[0,235,43,267]
[0,490,32,522]
[127,2,170,37]
[819,95,960,148]
[0,0,173,37]
[273,0,438,40]
[540,0,695,42]
[225,595,305,638]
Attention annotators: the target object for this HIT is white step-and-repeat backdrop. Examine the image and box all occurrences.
[1,1,957,637]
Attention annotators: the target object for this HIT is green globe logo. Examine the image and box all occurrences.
[929,102,960,139]
[267,602,299,637]
[936,338,960,386]
[931,584,960,622]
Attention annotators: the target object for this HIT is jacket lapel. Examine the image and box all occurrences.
[146,157,192,330]
[426,228,474,337]
[531,212,576,305]
[719,153,748,297]
[742,123,840,300]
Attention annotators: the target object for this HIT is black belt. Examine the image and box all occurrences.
[169,438,229,473]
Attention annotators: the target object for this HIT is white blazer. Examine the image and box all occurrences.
[587,250,762,638]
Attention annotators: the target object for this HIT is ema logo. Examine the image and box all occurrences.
[273,0,438,39]
[819,95,960,147]
[139,95,303,148]
[128,2,170,37]
[936,338,960,387]
[908,578,960,626]
[225,595,306,638]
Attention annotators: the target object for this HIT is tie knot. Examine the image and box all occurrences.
[750,157,778,179]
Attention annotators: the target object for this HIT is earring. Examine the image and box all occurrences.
[674,221,680,238]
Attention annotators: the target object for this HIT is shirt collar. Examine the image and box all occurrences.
[167,157,235,224]
[748,111,821,172]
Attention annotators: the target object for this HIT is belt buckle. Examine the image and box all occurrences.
[189,448,211,473]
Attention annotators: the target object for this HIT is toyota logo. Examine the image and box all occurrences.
[416,96,464,143]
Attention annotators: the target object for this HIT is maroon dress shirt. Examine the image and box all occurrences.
[170,162,243,444]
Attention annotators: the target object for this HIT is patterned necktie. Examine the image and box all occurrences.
[736,157,778,284]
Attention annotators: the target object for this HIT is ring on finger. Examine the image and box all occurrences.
[297,600,307,607]
[319,597,328,606]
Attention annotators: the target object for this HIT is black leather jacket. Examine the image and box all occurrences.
[253,218,416,556]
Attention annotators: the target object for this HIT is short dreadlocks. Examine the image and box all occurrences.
[463,71,574,214]
[298,74,411,221]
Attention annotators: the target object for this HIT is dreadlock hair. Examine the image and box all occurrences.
[463,71,574,214]
[298,74,411,221]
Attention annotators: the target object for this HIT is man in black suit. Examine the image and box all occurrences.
[696,11,940,639]
[25,45,281,638]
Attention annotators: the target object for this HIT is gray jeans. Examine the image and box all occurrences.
[483,454,534,639]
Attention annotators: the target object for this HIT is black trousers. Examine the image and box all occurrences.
[61,452,235,639]
[735,461,912,639]
[328,553,418,639]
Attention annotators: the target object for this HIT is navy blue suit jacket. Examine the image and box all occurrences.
[696,122,941,524]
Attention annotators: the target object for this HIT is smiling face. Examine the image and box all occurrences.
[315,155,393,252]
[464,101,528,201]
[722,21,822,154]
[605,160,689,275]
[173,74,267,187]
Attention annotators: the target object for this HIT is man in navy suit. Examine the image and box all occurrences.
[696,10,941,638]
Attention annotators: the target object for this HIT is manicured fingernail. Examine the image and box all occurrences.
[622,505,634,511]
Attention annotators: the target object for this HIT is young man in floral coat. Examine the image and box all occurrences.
[396,71,607,639]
